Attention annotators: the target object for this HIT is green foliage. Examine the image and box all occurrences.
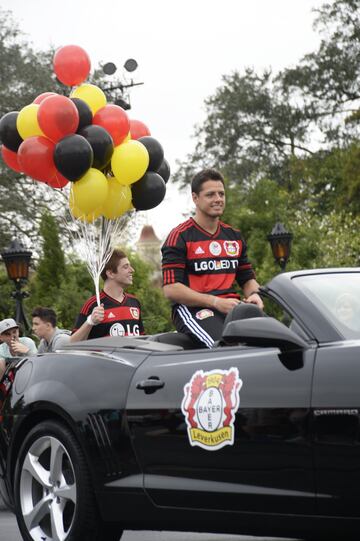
[222,175,360,286]
[26,212,96,329]
[0,9,72,251]
[50,260,94,330]
[30,212,66,307]
[0,267,17,320]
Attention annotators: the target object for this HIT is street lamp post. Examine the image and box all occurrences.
[1,238,32,331]
[267,222,293,272]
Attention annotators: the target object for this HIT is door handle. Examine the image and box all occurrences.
[136,376,165,394]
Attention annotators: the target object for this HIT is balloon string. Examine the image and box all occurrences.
[95,272,101,307]
[63,211,139,304]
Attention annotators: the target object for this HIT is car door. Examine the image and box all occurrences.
[312,342,360,517]
[126,343,316,515]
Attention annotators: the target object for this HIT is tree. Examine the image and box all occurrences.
[175,0,359,195]
[0,268,17,321]
[281,0,360,143]
[175,68,316,190]
[50,260,94,330]
[29,212,66,308]
[0,8,72,252]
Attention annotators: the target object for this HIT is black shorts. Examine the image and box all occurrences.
[173,305,226,349]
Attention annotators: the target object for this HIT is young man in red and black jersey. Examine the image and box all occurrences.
[162,168,263,348]
[70,249,144,342]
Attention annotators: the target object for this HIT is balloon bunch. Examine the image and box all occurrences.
[0,44,170,221]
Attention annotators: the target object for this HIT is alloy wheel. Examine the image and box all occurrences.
[19,435,77,541]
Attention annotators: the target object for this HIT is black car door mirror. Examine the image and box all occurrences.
[222,317,308,352]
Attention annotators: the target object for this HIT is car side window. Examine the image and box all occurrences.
[262,295,309,341]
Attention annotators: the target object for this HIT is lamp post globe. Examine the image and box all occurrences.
[267,222,293,272]
[1,238,32,330]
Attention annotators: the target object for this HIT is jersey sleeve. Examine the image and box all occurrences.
[161,231,187,286]
[236,236,256,287]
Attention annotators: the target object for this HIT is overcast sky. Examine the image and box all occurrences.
[2,0,324,239]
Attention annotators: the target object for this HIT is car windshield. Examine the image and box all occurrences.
[293,272,360,339]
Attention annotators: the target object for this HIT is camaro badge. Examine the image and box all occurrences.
[181,367,242,451]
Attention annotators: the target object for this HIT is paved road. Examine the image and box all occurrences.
[0,511,299,541]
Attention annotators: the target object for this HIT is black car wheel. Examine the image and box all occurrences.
[14,420,123,541]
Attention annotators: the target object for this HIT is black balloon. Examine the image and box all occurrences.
[71,98,93,131]
[131,171,166,211]
[78,125,114,170]
[0,111,23,152]
[156,158,170,183]
[138,136,164,171]
[54,134,93,181]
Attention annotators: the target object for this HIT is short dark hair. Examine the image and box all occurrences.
[32,307,57,327]
[101,249,127,281]
[191,168,225,195]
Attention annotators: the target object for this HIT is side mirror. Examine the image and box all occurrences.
[222,317,308,352]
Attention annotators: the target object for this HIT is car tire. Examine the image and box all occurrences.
[14,420,123,541]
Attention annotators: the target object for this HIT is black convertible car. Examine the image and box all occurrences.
[1,268,360,541]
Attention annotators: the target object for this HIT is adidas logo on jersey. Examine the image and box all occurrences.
[195,246,205,254]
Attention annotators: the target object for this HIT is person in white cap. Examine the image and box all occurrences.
[0,318,37,379]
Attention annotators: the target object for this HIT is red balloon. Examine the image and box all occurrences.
[93,105,130,146]
[38,95,79,143]
[33,92,58,104]
[53,45,91,86]
[129,119,151,140]
[1,145,22,173]
[48,170,69,189]
[18,136,56,182]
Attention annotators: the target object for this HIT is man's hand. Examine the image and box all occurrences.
[244,292,264,310]
[9,338,29,356]
[89,304,105,326]
[212,297,240,314]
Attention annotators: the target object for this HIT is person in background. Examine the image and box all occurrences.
[32,306,71,353]
[334,292,359,331]
[70,248,144,342]
[0,318,37,379]
[161,168,263,348]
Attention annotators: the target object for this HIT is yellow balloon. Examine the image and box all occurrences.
[69,198,101,222]
[111,140,149,185]
[70,84,107,115]
[101,179,132,219]
[71,168,109,214]
[123,131,131,142]
[17,104,44,139]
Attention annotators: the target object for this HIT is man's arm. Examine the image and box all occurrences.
[70,304,104,343]
[163,283,240,314]
[242,279,264,309]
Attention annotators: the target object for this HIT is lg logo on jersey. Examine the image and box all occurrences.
[110,323,140,336]
[194,260,239,272]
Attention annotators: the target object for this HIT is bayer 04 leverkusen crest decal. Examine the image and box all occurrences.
[181,367,242,451]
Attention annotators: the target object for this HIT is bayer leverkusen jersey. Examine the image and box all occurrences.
[73,290,145,339]
[161,218,255,297]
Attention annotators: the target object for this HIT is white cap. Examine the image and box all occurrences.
[0,318,18,335]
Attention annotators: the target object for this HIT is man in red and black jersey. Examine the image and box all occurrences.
[162,168,263,348]
[71,249,144,341]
